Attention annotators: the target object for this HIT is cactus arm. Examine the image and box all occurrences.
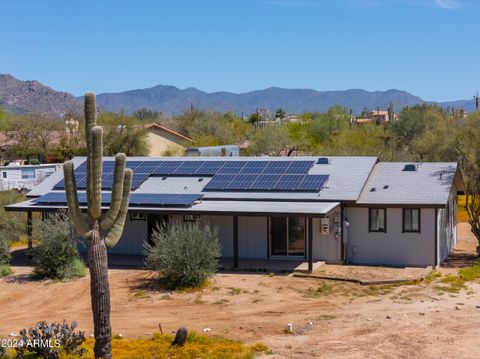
[101,153,126,230]
[89,126,103,219]
[84,92,97,213]
[63,161,90,238]
[104,169,132,248]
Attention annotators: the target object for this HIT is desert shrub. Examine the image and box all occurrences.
[15,320,87,359]
[0,265,12,277]
[145,223,220,289]
[33,211,86,280]
[0,190,27,242]
[0,231,11,265]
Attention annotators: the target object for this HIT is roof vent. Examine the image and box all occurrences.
[383,185,389,189]
[198,178,204,182]
[403,164,417,172]
[370,187,376,192]
[317,157,330,165]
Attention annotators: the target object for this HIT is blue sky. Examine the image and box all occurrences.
[0,0,478,101]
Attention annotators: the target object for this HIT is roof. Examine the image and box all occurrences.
[7,198,339,217]
[146,123,194,143]
[17,157,462,213]
[27,156,378,202]
[0,163,59,170]
[356,162,461,205]
[0,131,64,150]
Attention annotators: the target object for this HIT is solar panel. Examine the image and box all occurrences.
[217,161,246,174]
[296,175,329,191]
[125,160,145,171]
[203,174,237,190]
[131,173,150,190]
[242,161,266,174]
[284,161,314,174]
[263,161,291,174]
[249,174,282,190]
[153,161,184,175]
[34,192,203,207]
[172,161,206,175]
[273,174,305,191]
[226,174,260,190]
[194,161,225,175]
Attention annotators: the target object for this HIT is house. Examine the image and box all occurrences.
[353,109,398,125]
[0,163,60,191]
[5,156,463,270]
[185,145,240,157]
[145,123,195,156]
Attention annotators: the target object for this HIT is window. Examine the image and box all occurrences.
[130,212,146,221]
[369,208,386,232]
[2,172,6,179]
[403,209,420,233]
[21,168,35,179]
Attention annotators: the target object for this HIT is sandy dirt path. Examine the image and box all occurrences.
[1,223,479,358]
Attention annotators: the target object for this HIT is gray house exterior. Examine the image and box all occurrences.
[6,156,463,269]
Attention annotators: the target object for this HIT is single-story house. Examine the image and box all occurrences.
[145,123,194,157]
[6,156,463,270]
[0,163,60,191]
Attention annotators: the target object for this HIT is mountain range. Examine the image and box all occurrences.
[0,74,475,117]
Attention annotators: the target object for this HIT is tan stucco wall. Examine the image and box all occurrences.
[146,129,187,156]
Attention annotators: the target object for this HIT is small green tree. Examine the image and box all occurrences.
[0,231,11,266]
[145,223,220,290]
[33,211,85,280]
[0,231,12,277]
[457,113,480,254]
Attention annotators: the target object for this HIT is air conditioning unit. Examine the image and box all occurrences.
[184,214,200,222]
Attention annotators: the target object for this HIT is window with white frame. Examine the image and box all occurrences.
[403,208,420,233]
[21,168,35,179]
[369,208,386,232]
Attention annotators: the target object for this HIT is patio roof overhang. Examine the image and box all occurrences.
[5,199,340,218]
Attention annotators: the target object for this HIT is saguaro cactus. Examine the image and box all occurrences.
[64,92,132,359]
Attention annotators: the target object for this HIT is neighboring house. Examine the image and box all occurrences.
[353,109,398,125]
[0,163,60,191]
[6,156,463,269]
[145,123,194,156]
[185,145,240,157]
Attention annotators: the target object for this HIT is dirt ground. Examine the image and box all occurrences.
[1,223,480,358]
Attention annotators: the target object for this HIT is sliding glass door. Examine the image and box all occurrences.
[270,217,306,257]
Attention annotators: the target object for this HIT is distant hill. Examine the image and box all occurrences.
[0,73,475,116]
[95,86,430,115]
[94,85,476,115]
[0,74,80,117]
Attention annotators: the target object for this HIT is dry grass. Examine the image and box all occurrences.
[458,195,469,223]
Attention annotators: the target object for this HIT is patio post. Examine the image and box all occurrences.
[27,211,33,254]
[308,217,313,272]
[233,215,239,268]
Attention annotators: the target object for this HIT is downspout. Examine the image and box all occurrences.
[340,204,345,263]
[434,208,438,267]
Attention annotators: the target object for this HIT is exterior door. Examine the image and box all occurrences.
[270,217,305,257]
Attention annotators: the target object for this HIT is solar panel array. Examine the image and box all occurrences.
[203,174,328,192]
[33,192,203,207]
[53,160,316,191]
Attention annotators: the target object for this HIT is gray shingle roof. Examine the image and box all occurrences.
[356,162,459,205]
[28,156,378,202]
